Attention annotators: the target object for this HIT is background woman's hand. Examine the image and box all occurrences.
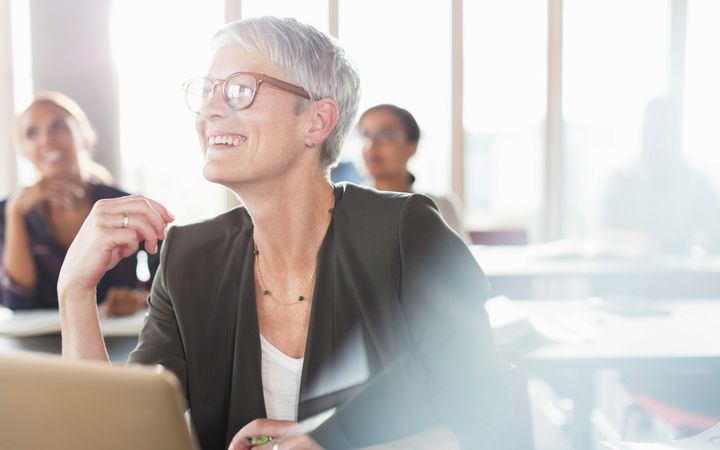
[5,178,86,217]
[58,195,174,297]
[228,419,323,450]
[101,287,148,317]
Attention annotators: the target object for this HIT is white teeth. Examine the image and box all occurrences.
[207,135,245,146]
[44,150,63,162]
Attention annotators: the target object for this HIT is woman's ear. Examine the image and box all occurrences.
[305,98,339,148]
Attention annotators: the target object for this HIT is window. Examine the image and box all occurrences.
[463,0,547,236]
[10,0,35,186]
[241,0,328,33]
[339,0,452,196]
[562,0,672,236]
[18,0,717,242]
[111,0,227,225]
[684,0,720,173]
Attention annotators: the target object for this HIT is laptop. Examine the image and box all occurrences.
[0,352,199,450]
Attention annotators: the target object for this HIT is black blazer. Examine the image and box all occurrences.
[129,183,513,450]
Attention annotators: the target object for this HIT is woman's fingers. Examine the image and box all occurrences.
[59,195,172,294]
[40,178,86,198]
[93,195,173,242]
[37,179,88,207]
[97,212,161,254]
[228,419,300,450]
[143,196,175,223]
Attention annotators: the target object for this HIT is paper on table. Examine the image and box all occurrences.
[0,308,63,337]
[485,296,599,346]
[0,306,146,337]
[100,311,148,336]
[485,296,532,345]
[602,422,720,449]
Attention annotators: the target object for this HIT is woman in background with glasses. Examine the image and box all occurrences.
[0,91,155,316]
[58,17,512,450]
[358,104,470,243]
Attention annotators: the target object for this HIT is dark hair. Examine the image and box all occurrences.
[359,104,420,143]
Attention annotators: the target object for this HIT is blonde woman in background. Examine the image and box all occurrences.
[0,92,156,315]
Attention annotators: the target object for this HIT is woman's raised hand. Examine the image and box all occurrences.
[58,195,174,295]
[5,179,86,216]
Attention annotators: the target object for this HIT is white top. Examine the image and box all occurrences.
[260,334,304,421]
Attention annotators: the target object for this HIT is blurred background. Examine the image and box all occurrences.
[3,0,717,238]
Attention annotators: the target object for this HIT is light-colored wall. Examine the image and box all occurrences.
[29,0,120,179]
[0,0,17,199]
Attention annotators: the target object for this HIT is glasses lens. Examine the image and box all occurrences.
[225,73,257,110]
[184,78,212,113]
[361,129,406,145]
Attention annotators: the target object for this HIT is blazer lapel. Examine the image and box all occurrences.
[226,230,266,441]
[298,185,371,421]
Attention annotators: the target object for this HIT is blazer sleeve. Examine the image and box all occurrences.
[127,226,188,396]
[312,194,514,449]
[397,194,514,449]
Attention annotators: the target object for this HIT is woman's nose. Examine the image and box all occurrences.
[36,129,51,147]
[361,135,376,151]
[198,85,228,120]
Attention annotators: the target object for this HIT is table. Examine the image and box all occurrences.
[0,308,145,362]
[602,420,720,449]
[0,335,138,362]
[472,245,720,299]
[488,298,720,449]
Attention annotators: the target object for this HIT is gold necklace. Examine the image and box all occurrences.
[253,247,317,305]
[252,189,335,306]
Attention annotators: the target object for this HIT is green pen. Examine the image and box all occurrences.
[245,435,274,446]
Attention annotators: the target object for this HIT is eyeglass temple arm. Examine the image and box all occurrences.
[261,75,312,99]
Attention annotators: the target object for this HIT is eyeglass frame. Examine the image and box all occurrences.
[359,128,408,145]
[182,71,312,113]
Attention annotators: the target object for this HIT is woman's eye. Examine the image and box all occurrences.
[25,126,38,139]
[51,120,69,132]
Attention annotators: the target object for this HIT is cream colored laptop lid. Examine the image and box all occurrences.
[0,352,198,450]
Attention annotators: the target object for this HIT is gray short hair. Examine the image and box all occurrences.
[213,17,361,168]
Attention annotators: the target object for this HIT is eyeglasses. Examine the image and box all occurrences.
[360,128,407,146]
[182,71,311,113]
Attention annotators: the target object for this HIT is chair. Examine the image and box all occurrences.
[626,393,720,438]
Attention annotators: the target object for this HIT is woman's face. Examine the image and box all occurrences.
[359,109,416,180]
[18,102,84,179]
[194,45,310,189]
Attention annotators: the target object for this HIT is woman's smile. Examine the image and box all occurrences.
[204,132,249,159]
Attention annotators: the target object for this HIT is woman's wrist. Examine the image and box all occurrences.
[58,283,97,307]
[4,198,28,219]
